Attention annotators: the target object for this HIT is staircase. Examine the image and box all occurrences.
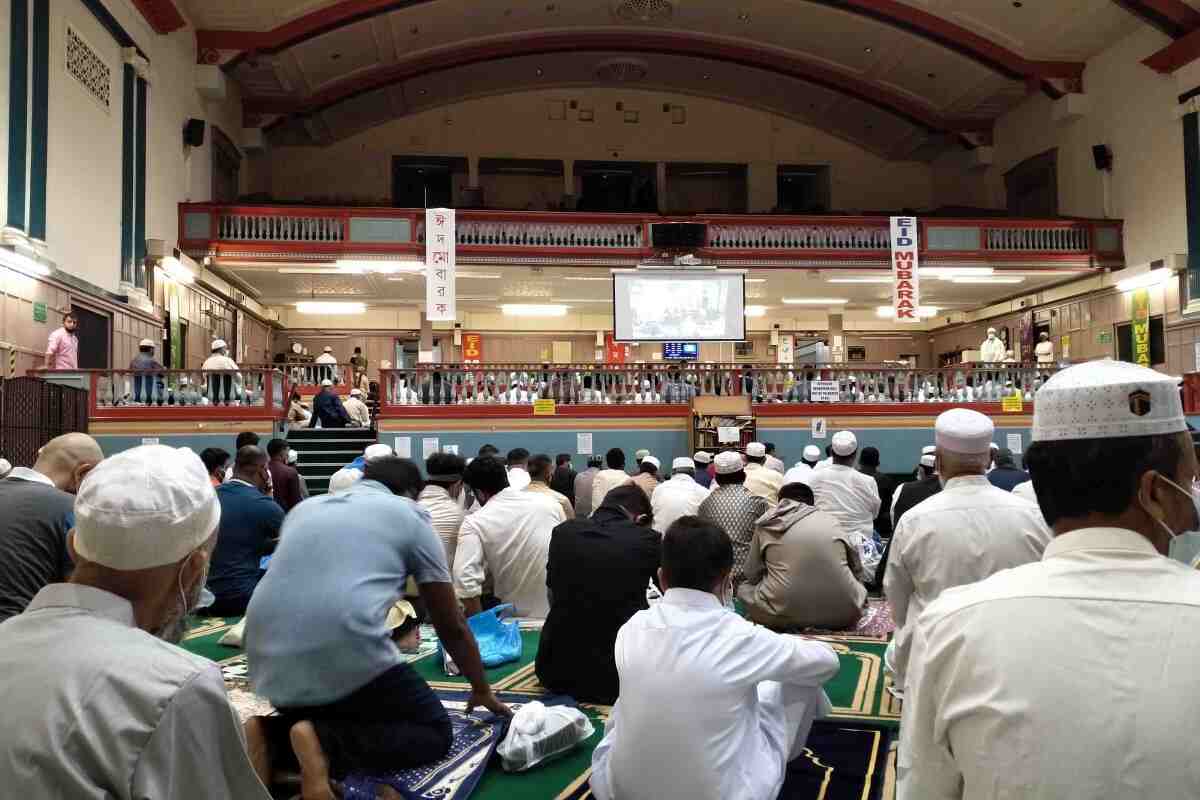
[287,428,377,496]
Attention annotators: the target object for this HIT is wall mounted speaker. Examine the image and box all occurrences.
[1092,144,1112,171]
[183,118,206,148]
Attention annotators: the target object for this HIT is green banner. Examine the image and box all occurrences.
[1131,287,1151,367]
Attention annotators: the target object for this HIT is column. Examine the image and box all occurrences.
[419,312,434,357]
[461,155,481,208]
[1184,110,1200,313]
[656,161,667,213]
[828,313,845,363]
[6,0,28,231]
[746,161,777,213]
[562,159,576,209]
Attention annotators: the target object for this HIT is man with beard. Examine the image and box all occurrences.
[0,445,270,798]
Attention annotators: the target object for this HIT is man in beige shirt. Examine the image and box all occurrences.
[900,360,1200,800]
[592,448,633,511]
[743,442,784,504]
[526,453,574,520]
[631,456,661,500]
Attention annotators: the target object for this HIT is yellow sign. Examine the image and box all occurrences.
[533,399,557,416]
[1001,395,1024,413]
[1131,287,1151,367]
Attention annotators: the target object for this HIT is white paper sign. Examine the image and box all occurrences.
[141,437,159,446]
[809,380,841,402]
[777,334,794,365]
[394,436,412,459]
[577,432,593,455]
[889,216,920,323]
[422,437,440,460]
[425,208,456,321]
[444,444,459,455]
[811,418,827,439]
[717,426,741,444]
[1007,433,1023,454]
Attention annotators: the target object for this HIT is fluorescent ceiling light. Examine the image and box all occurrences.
[1116,268,1172,292]
[782,297,848,305]
[826,276,892,284]
[745,305,769,317]
[336,259,418,274]
[0,248,51,276]
[745,278,767,283]
[922,267,993,278]
[457,271,502,279]
[950,276,1024,284]
[563,275,612,281]
[295,301,366,314]
[278,267,342,275]
[876,305,940,318]
[501,304,569,317]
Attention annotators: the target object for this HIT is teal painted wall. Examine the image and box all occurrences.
[94,432,273,457]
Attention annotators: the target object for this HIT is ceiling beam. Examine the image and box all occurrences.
[130,0,186,35]
[242,30,993,139]
[1112,0,1200,39]
[195,0,1082,94]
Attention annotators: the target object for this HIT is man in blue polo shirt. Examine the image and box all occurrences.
[206,446,284,616]
[243,456,511,799]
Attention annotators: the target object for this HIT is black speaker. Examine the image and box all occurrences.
[651,222,707,249]
[1092,143,1112,171]
[183,118,206,147]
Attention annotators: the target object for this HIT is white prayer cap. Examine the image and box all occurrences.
[635,449,651,460]
[803,445,822,461]
[287,449,298,465]
[138,338,154,348]
[920,454,936,468]
[831,431,858,457]
[990,442,999,452]
[350,388,362,397]
[211,339,227,351]
[642,456,661,470]
[672,457,694,470]
[935,408,994,454]
[921,445,936,456]
[321,379,333,387]
[693,451,712,464]
[987,327,997,334]
[323,346,333,353]
[1031,359,1185,442]
[0,457,11,476]
[714,451,744,475]
[746,442,767,458]
[364,443,393,460]
[73,445,220,571]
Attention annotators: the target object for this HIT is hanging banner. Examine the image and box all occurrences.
[777,334,794,365]
[604,333,630,363]
[425,208,456,321]
[1131,287,1151,367]
[889,216,920,323]
[462,333,483,361]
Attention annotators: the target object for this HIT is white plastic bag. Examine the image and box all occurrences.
[497,701,595,773]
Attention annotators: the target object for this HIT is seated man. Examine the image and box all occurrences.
[454,456,565,618]
[739,482,867,630]
[0,445,270,798]
[308,380,351,429]
[743,442,784,503]
[245,457,510,799]
[506,447,532,490]
[525,453,575,520]
[630,456,661,499]
[590,517,840,800]
[207,446,284,616]
[591,448,633,511]
[651,457,711,535]
[328,443,393,495]
[536,485,661,704]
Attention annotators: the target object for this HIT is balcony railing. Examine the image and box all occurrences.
[179,205,1123,264]
[32,369,290,420]
[244,363,356,393]
[379,363,1049,413]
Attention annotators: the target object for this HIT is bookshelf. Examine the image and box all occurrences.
[691,395,756,454]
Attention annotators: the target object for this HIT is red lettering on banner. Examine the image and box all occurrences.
[897,308,916,319]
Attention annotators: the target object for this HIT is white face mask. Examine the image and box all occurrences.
[1144,474,1200,546]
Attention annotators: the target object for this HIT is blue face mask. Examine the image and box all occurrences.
[1147,475,1200,560]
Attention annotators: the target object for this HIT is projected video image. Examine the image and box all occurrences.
[613,271,745,341]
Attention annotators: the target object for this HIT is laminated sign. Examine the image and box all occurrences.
[890,216,920,322]
[426,208,456,321]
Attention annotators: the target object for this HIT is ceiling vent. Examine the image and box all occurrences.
[612,0,673,22]
[595,58,649,82]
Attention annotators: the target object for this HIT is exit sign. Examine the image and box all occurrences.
[1097,330,1112,344]
[32,302,46,322]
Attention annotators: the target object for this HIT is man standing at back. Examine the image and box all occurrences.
[764,443,786,475]
[806,431,881,579]
[266,439,303,513]
[986,447,1029,491]
[858,446,896,542]
[44,311,79,370]
[900,361,1200,799]
[574,455,603,518]
[526,453,575,520]
[550,453,577,502]
[454,456,564,618]
[207,446,285,616]
[0,433,103,621]
[592,447,633,510]
[506,447,532,490]
[692,451,714,489]
[419,452,468,566]
[884,409,1050,693]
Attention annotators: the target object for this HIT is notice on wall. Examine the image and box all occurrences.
[425,208,456,321]
[444,444,459,455]
[577,432,593,455]
[809,380,840,402]
[1060,334,1071,361]
[32,301,46,322]
[889,216,921,323]
[1001,395,1024,413]
[140,437,159,446]
[394,436,412,459]
[777,334,794,365]
[1007,433,1023,455]
[422,437,440,460]
[717,426,741,443]
[811,418,827,439]
[533,399,557,416]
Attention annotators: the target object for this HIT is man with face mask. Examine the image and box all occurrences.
[418,451,468,565]
[979,327,1006,363]
[884,409,1050,694]
[206,445,284,616]
[0,445,271,798]
[899,361,1200,800]
[0,432,103,621]
[536,484,662,704]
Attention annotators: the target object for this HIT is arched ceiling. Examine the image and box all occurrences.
[171,0,1185,158]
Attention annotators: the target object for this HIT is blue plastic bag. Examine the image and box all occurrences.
[439,604,522,674]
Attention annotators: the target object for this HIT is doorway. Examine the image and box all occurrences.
[576,161,657,212]
[70,304,109,369]
[392,156,466,208]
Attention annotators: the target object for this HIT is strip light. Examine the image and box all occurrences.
[745,305,769,317]
[950,276,1024,284]
[295,302,366,314]
[1116,268,1172,292]
[826,276,892,284]
[922,267,993,278]
[782,298,848,305]
[500,304,569,317]
[876,305,940,318]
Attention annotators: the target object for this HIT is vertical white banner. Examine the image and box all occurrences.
[889,216,920,323]
[777,334,794,364]
[425,208,456,321]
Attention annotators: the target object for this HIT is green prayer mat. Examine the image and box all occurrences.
[181,618,899,799]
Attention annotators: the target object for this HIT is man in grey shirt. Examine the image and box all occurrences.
[0,444,270,800]
[574,455,604,518]
[0,432,103,621]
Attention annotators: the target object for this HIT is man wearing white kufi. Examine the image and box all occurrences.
[328,442,393,494]
[783,445,821,486]
[805,431,881,580]
[899,361,1200,800]
[979,327,1006,363]
[0,445,270,798]
[884,409,1050,693]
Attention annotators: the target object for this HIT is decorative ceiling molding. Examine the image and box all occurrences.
[1112,0,1200,39]
[242,30,995,138]
[131,0,187,35]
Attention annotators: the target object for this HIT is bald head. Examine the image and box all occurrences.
[34,433,103,494]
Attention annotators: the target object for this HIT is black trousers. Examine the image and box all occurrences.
[264,662,453,777]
